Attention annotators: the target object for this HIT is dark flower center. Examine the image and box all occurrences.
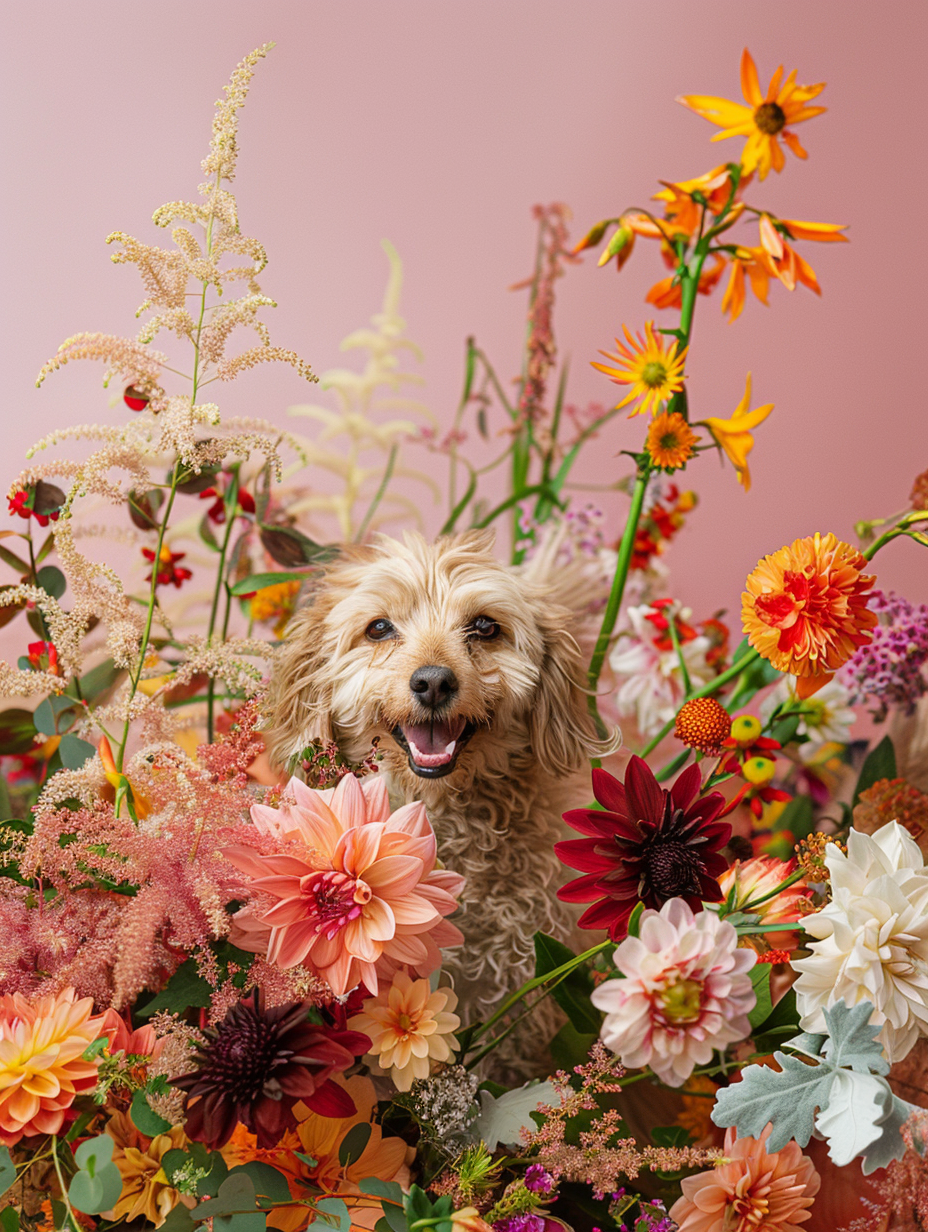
[205,1013,295,1103]
[640,813,706,898]
[754,101,787,135]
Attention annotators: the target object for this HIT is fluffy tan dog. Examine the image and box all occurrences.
[264,529,612,1030]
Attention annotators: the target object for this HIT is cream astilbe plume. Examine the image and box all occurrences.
[286,240,437,541]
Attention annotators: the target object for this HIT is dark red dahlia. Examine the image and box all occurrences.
[172,999,371,1149]
[555,756,731,940]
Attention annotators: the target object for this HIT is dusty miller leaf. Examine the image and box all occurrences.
[471,1080,558,1150]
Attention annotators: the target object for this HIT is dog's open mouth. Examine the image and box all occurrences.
[390,717,477,778]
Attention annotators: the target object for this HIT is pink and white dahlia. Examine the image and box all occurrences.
[610,604,714,737]
[590,898,756,1086]
[224,774,464,997]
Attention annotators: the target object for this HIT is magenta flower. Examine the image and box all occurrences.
[555,757,731,940]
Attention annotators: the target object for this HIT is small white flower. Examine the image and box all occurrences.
[792,822,928,1061]
[760,677,856,760]
[610,604,712,737]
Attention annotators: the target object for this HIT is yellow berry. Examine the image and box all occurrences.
[743,755,776,786]
[731,715,762,745]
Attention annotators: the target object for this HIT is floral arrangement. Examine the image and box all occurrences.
[2,41,928,1232]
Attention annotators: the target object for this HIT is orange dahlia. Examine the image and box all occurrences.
[0,988,105,1146]
[742,533,877,698]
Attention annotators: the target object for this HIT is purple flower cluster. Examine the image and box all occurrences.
[840,589,928,722]
[524,1165,555,1195]
[493,1216,545,1232]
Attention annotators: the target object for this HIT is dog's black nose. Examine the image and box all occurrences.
[409,665,458,710]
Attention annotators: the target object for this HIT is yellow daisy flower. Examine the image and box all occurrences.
[677,49,826,180]
[591,321,687,417]
[646,411,698,470]
[700,373,773,492]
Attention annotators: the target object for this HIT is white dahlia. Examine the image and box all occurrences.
[591,898,756,1087]
[791,821,928,1062]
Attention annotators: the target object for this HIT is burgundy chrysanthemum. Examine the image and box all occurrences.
[172,999,371,1149]
[555,756,731,940]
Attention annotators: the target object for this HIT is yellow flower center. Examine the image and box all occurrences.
[730,1193,770,1228]
[754,101,786,135]
[743,756,776,786]
[731,715,762,745]
[659,432,680,450]
[659,977,703,1023]
[641,360,668,388]
[396,1013,414,1032]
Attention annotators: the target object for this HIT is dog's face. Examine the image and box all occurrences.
[265,531,598,785]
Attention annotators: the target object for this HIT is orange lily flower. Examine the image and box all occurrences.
[652,165,748,236]
[677,49,826,180]
[757,215,820,294]
[700,373,773,492]
[98,735,151,820]
[648,251,727,310]
[721,247,771,322]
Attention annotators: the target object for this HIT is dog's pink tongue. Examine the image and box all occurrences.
[402,716,466,767]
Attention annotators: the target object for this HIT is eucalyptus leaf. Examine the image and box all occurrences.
[33,694,80,737]
[0,1146,15,1197]
[0,1206,19,1232]
[226,1162,292,1207]
[316,1197,351,1232]
[36,565,66,600]
[58,734,96,770]
[337,1122,372,1167]
[0,708,37,755]
[74,1132,115,1170]
[130,1088,172,1136]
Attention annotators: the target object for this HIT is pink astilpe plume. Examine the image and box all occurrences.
[223,774,464,996]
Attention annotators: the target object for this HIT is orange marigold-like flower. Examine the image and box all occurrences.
[678,49,827,180]
[646,411,698,471]
[0,988,106,1146]
[674,697,732,755]
[591,321,687,418]
[670,1124,820,1231]
[742,533,877,697]
[349,970,460,1091]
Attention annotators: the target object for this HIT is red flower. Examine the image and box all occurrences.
[199,485,256,524]
[7,482,64,528]
[142,545,192,588]
[556,757,731,940]
[27,641,60,676]
[172,999,370,1150]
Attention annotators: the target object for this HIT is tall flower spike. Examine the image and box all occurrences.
[677,49,826,180]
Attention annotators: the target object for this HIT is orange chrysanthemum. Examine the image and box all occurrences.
[0,988,105,1146]
[591,321,687,417]
[742,532,877,698]
[670,1125,820,1232]
[645,410,698,471]
[678,49,827,180]
[105,1111,195,1227]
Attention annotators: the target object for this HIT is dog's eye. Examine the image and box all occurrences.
[467,615,501,642]
[366,618,397,642]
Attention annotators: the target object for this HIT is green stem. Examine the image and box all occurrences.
[355,444,398,542]
[465,938,610,1045]
[51,1137,80,1232]
[639,646,761,760]
[206,507,238,743]
[475,484,561,530]
[586,465,651,744]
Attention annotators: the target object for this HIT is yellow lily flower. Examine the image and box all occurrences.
[700,373,773,492]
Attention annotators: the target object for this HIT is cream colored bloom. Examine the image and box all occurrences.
[792,822,928,1061]
[349,969,460,1091]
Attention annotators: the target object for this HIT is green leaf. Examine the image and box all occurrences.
[226,1162,292,1208]
[74,1132,115,1171]
[130,1088,172,1136]
[533,932,601,1034]
[337,1122,372,1167]
[82,1035,109,1061]
[549,1021,598,1073]
[725,638,781,710]
[0,1146,15,1197]
[769,714,801,746]
[36,565,66,600]
[173,461,220,495]
[747,963,772,1031]
[853,735,897,807]
[160,1204,197,1232]
[162,1143,228,1197]
[70,1137,122,1214]
[128,488,165,531]
[258,524,336,568]
[229,571,312,597]
[470,1080,558,1150]
[651,1125,693,1147]
[773,794,815,841]
[194,1173,259,1219]
[33,481,66,518]
[0,708,38,755]
[33,694,80,736]
[0,545,30,574]
[316,1197,351,1232]
[69,657,121,703]
[58,734,96,770]
[358,1179,405,1204]
[199,515,220,552]
[0,1206,19,1232]
[626,901,645,938]
[136,957,212,1017]
[751,987,800,1050]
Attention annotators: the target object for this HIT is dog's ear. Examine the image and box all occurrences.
[263,588,338,771]
[528,600,614,777]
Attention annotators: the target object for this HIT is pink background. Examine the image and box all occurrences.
[2,0,926,647]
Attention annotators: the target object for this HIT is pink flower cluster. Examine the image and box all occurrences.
[224,774,464,996]
[840,589,928,721]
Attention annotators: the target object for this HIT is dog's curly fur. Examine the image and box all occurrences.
[263,529,615,1032]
